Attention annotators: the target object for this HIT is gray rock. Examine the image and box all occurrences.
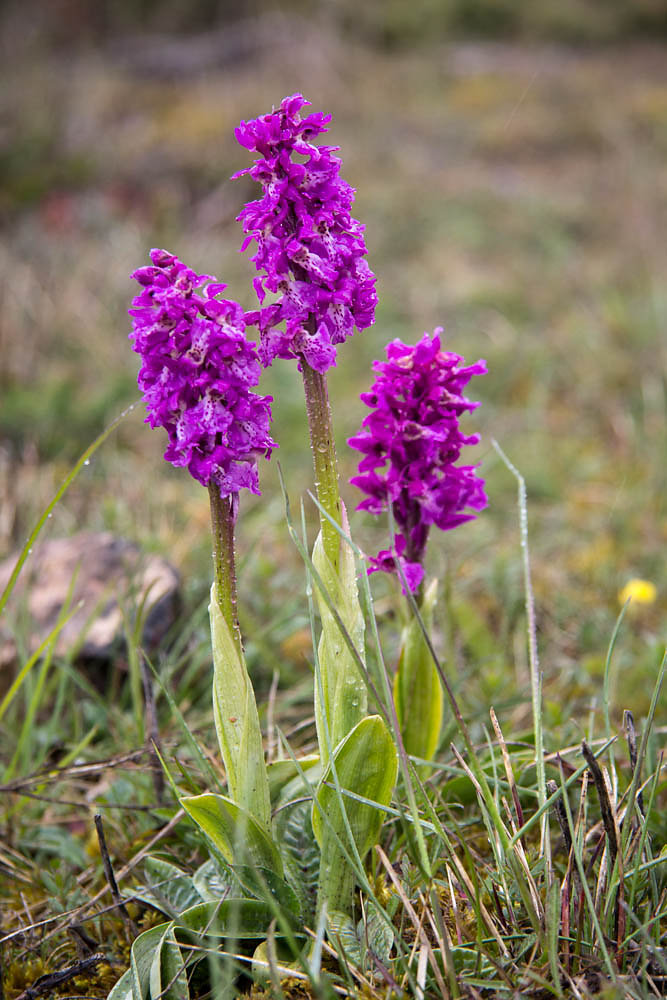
[0,532,180,667]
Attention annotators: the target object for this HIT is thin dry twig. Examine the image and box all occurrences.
[14,953,106,1000]
[582,740,619,869]
[623,710,644,817]
[547,779,573,859]
[1,809,185,947]
[0,749,154,795]
[94,814,139,938]
[490,707,524,831]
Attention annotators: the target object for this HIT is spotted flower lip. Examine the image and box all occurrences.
[234,93,377,372]
[129,248,276,500]
[348,329,487,592]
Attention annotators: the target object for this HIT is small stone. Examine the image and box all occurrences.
[0,532,180,669]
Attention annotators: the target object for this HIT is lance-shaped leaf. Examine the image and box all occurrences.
[312,715,398,916]
[394,578,443,762]
[191,857,301,913]
[149,923,189,1000]
[108,921,184,1000]
[192,857,245,902]
[266,754,319,802]
[106,968,133,1000]
[273,794,321,925]
[177,898,301,939]
[311,513,367,766]
[209,584,271,832]
[134,857,203,917]
[180,792,283,878]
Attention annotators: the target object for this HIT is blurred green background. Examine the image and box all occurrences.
[1,0,665,720]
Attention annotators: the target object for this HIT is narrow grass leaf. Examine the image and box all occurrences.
[557,765,617,983]
[620,651,666,857]
[492,440,550,872]
[0,402,138,616]
[144,655,224,794]
[0,601,83,722]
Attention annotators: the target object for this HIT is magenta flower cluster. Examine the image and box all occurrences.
[348,330,487,592]
[129,249,276,500]
[234,93,377,373]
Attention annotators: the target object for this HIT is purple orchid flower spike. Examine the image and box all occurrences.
[130,247,278,652]
[129,249,276,504]
[348,328,488,593]
[234,93,377,372]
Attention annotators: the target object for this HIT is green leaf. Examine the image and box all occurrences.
[311,525,367,766]
[328,909,362,966]
[440,773,478,804]
[180,798,298,913]
[394,579,443,762]
[209,584,271,831]
[192,857,244,902]
[177,899,300,939]
[359,902,394,967]
[251,940,302,986]
[273,795,320,924]
[272,758,323,809]
[106,968,133,1000]
[180,792,283,877]
[266,754,319,802]
[129,922,173,999]
[312,715,398,916]
[448,945,497,977]
[232,864,301,915]
[138,857,202,917]
[313,715,398,859]
[149,923,189,1000]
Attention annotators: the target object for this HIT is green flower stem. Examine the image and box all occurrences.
[208,483,242,658]
[208,484,272,831]
[300,358,342,571]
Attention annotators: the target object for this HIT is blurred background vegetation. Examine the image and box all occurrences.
[6,0,667,45]
[1,0,665,723]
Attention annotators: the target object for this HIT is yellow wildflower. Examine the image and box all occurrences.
[618,579,657,606]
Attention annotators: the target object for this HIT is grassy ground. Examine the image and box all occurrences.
[0,12,665,999]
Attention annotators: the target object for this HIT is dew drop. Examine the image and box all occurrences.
[84,459,90,466]
[47,512,53,519]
